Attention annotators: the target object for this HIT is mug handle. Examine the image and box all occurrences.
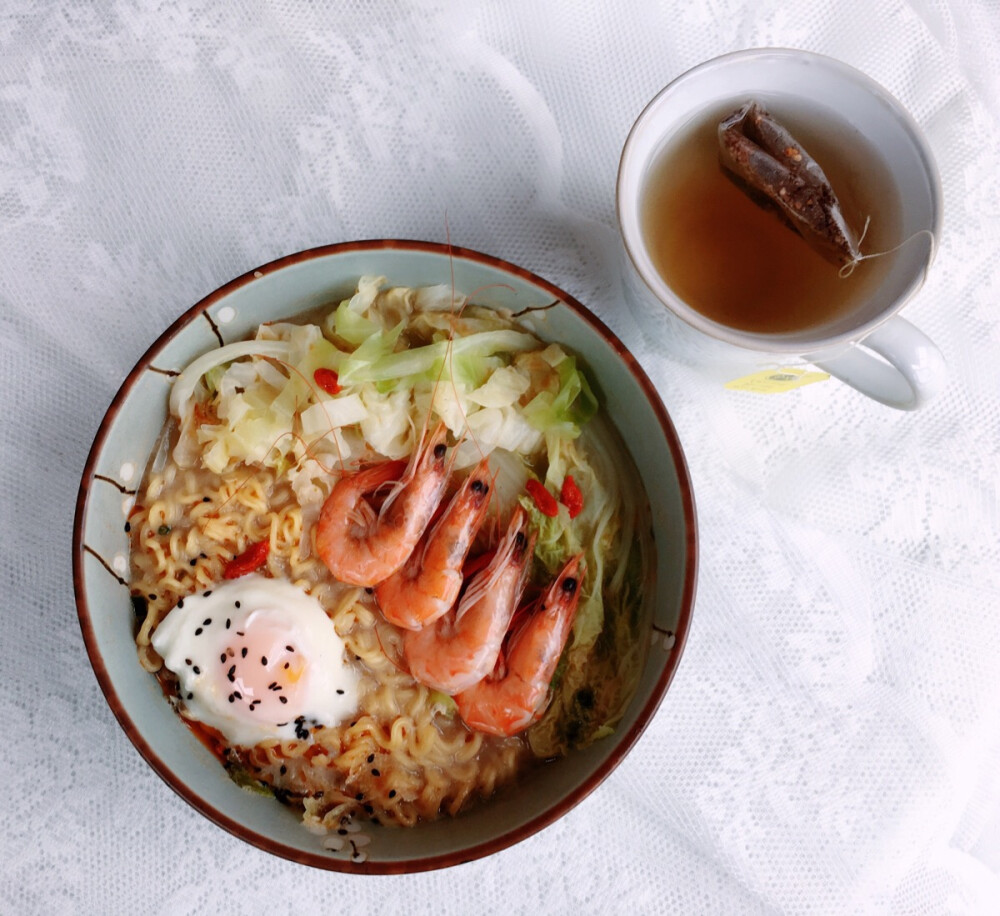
[812,316,946,410]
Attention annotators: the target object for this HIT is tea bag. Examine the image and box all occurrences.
[718,101,860,267]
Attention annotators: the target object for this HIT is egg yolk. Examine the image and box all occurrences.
[223,611,309,722]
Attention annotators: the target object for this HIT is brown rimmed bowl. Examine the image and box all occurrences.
[73,240,697,872]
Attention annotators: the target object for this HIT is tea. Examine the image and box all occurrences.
[640,98,901,335]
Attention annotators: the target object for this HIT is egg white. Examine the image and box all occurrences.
[151,574,360,747]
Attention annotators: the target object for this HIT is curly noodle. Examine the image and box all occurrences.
[130,464,530,827]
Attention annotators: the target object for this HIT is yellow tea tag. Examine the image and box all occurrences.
[725,367,830,393]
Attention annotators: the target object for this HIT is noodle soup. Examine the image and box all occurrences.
[128,276,654,832]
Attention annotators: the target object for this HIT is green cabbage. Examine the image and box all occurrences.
[523,416,653,757]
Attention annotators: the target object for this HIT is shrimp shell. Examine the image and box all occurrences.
[375,458,493,630]
[403,506,535,695]
[315,424,450,587]
[454,553,584,736]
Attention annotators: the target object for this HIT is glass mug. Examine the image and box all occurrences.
[617,49,945,410]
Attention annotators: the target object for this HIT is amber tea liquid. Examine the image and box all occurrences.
[640,99,901,335]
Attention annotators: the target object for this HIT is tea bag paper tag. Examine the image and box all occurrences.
[725,367,830,393]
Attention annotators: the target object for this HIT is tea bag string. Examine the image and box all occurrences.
[839,218,938,278]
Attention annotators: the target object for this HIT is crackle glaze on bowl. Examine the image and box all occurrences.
[73,240,697,873]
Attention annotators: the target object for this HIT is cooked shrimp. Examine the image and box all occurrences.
[375,458,493,630]
[315,424,450,586]
[454,553,584,736]
[403,506,535,695]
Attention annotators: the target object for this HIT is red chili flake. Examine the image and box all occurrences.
[560,475,584,518]
[223,540,270,579]
[525,479,559,517]
[313,368,341,395]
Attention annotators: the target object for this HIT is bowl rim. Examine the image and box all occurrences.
[72,238,698,873]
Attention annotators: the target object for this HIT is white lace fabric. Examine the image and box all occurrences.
[3,2,1000,913]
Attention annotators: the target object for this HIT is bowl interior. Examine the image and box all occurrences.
[74,240,696,872]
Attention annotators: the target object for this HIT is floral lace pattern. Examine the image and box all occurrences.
[4,0,1000,912]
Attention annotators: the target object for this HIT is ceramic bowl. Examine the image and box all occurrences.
[73,240,697,873]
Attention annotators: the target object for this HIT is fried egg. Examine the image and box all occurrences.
[151,574,360,747]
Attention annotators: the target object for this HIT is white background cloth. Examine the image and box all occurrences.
[3,1,1000,913]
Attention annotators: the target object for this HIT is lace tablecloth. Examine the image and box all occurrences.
[4,2,1000,913]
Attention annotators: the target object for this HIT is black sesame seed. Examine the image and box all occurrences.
[283,662,290,669]
[336,688,345,695]
[192,666,200,674]
[285,645,294,652]
[234,691,242,700]
[228,694,235,703]
[124,521,131,533]
[186,692,193,700]
[235,601,241,608]
[279,765,287,775]
[202,590,212,597]
[202,496,210,503]
[225,618,231,629]
[388,790,396,798]
[241,648,248,658]
[194,627,203,636]
[220,654,227,663]
[371,768,380,777]
[189,558,197,567]
[363,804,374,815]
[367,754,374,763]
[185,658,193,666]
[177,598,184,608]
[355,793,364,801]
[261,656,268,666]
[203,618,212,626]
[227,665,236,683]
[147,593,156,601]
[279,696,288,704]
